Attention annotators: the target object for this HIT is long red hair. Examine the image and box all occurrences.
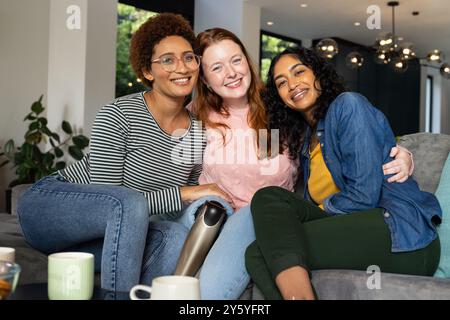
[193,28,270,156]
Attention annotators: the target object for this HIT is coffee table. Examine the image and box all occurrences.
[9,283,131,300]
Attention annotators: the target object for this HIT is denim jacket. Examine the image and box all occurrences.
[300,92,442,252]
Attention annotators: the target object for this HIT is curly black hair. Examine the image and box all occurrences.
[264,46,346,160]
[129,13,196,88]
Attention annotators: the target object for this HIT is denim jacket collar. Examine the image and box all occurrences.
[300,119,325,158]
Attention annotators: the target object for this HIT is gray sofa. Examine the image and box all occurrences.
[1,132,450,299]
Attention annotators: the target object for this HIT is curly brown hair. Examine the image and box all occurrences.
[129,13,196,88]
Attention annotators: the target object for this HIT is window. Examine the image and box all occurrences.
[116,3,157,97]
[425,75,433,132]
[260,31,301,83]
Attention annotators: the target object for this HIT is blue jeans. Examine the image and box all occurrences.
[17,175,188,293]
[175,196,256,300]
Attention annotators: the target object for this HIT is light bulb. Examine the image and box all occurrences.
[440,63,450,79]
[346,52,364,69]
[375,51,390,65]
[399,43,415,60]
[316,38,338,59]
[391,57,408,73]
[375,32,395,52]
[427,50,444,63]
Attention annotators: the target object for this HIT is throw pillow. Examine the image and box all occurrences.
[434,153,450,278]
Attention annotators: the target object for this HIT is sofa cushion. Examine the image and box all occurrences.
[434,153,450,278]
[252,270,450,300]
[399,133,450,193]
[0,213,47,284]
[311,270,450,299]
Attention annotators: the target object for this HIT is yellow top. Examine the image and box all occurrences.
[308,143,340,209]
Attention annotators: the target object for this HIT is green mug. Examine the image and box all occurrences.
[48,252,94,300]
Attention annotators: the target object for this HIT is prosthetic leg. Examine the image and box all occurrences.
[174,201,227,276]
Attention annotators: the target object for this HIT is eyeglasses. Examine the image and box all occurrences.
[151,52,201,72]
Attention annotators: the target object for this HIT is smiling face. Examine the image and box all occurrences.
[143,35,199,99]
[273,54,321,118]
[201,39,252,106]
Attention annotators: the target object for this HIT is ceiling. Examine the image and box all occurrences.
[248,0,450,59]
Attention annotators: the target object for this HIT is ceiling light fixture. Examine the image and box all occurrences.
[315,38,339,59]
[266,21,274,26]
[371,2,447,75]
[315,1,448,78]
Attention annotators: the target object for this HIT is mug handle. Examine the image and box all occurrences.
[129,285,152,300]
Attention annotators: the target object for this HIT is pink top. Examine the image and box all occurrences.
[198,106,298,210]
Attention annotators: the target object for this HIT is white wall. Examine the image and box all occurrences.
[194,0,261,68]
[0,0,117,212]
[0,0,51,211]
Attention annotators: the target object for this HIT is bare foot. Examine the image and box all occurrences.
[275,266,315,300]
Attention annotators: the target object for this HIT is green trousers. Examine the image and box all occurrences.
[245,186,440,300]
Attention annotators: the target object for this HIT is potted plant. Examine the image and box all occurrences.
[0,95,90,213]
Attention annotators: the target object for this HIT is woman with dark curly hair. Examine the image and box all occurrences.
[17,13,230,295]
[245,47,442,300]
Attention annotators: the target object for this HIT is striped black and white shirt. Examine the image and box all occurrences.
[59,92,205,216]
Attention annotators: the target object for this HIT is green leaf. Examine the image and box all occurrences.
[49,138,56,148]
[31,101,44,115]
[51,133,60,143]
[4,139,15,155]
[38,117,48,127]
[43,153,54,168]
[21,143,33,157]
[42,126,52,136]
[54,147,64,158]
[29,122,39,131]
[62,121,72,134]
[68,146,84,160]
[23,113,36,121]
[55,161,66,170]
[72,135,90,148]
[25,132,41,144]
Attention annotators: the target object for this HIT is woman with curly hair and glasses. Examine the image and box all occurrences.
[245,47,442,300]
[17,13,231,294]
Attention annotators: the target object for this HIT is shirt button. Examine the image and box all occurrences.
[320,143,324,147]
[317,132,322,137]
[384,212,390,218]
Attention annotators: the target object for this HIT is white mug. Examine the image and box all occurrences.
[130,275,200,300]
[47,252,94,300]
[0,247,15,263]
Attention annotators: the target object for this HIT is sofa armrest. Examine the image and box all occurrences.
[11,184,32,216]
